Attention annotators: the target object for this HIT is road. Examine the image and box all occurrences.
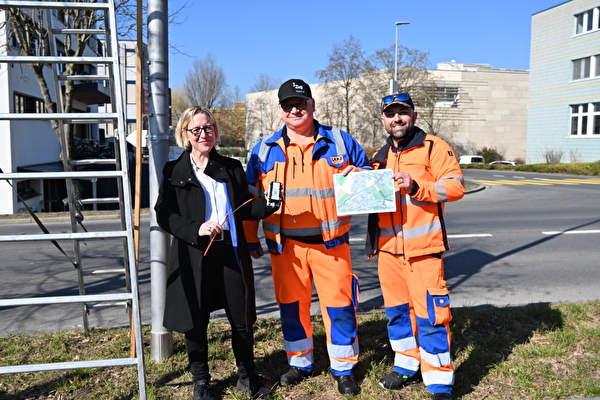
[0,170,599,335]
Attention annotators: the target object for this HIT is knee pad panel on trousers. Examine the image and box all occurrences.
[326,305,358,345]
[385,303,413,340]
[280,301,307,341]
[416,316,451,355]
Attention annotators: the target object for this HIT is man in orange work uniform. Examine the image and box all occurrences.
[244,79,371,395]
[366,93,464,400]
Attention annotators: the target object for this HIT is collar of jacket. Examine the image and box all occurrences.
[265,119,336,147]
[170,148,229,186]
[372,127,426,165]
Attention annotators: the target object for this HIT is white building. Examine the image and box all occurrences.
[528,0,600,163]
[245,63,529,162]
[0,7,146,214]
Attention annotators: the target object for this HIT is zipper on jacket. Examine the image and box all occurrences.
[291,153,297,179]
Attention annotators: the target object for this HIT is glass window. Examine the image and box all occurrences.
[570,102,600,136]
[125,50,136,68]
[573,57,591,80]
[571,116,579,135]
[575,8,599,34]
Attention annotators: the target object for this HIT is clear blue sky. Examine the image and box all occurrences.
[166,0,566,99]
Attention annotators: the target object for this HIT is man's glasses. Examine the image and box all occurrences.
[281,100,309,113]
[381,93,411,108]
[186,125,215,136]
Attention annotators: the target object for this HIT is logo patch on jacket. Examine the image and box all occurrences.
[330,155,344,164]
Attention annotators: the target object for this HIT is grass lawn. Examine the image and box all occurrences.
[1,301,599,399]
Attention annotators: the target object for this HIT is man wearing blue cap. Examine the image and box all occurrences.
[366,93,465,400]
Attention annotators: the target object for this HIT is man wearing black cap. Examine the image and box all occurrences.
[365,93,464,400]
[244,79,371,395]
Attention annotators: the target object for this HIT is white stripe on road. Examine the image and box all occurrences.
[542,230,600,235]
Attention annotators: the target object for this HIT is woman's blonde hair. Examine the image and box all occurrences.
[174,106,220,150]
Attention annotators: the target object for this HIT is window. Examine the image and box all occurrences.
[434,87,459,108]
[17,180,41,201]
[125,49,137,68]
[570,102,600,136]
[572,55,600,80]
[575,7,600,34]
[14,93,45,113]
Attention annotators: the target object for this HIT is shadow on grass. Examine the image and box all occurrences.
[146,303,563,399]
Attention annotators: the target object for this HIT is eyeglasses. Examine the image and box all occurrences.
[186,125,215,136]
[281,99,309,113]
[381,93,411,109]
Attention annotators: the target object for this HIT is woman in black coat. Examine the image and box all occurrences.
[155,106,276,400]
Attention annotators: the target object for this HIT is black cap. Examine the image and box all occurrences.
[278,79,312,103]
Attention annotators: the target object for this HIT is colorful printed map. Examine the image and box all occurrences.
[333,169,396,216]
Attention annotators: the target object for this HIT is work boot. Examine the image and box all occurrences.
[280,366,311,386]
[193,380,216,400]
[333,373,360,395]
[432,393,453,400]
[379,370,422,390]
[236,373,271,399]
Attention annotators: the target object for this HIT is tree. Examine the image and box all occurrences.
[315,35,374,136]
[183,52,228,109]
[169,86,188,128]
[245,74,282,148]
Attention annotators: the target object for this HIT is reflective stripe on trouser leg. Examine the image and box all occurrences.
[378,253,421,377]
[385,303,420,375]
[308,241,359,374]
[272,243,316,372]
[417,315,454,392]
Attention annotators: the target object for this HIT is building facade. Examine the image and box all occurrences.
[0,8,147,214]
[245,63,529,163]
[528,0,600,163]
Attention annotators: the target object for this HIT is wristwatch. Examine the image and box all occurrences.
[408,181,419,196]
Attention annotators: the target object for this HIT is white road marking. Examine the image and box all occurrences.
[542,230,600,235]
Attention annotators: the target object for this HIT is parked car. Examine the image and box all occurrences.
[490,160,518,166]
[458,155,485,164]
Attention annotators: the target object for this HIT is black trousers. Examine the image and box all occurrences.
[185,239,255,382]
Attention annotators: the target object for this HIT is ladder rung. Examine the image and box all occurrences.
[59,75,110,81]
[0,231,127,243]
[0,358,138,375]
[0,112,118,121]
[69,159,117,165]
[0,293,133,308]
[86,301,129,309]
[82,268,126,275]
[78,197,120,205]
[1,171,125,180]
[0,56,113,64]
[0,1,110,11]
[53,28,105,35]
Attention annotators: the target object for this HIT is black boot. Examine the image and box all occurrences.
[236,373,271,399]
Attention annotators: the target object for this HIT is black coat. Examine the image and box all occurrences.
[155,149,274,333]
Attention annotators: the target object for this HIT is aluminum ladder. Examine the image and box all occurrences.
[0,1,146,398]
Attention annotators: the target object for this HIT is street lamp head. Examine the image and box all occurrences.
[396,21,410,25]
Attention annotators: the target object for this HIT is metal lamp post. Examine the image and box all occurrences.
[390,21,410,94]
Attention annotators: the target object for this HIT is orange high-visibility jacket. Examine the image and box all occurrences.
[365,128,465,259]
[244,121,371,254]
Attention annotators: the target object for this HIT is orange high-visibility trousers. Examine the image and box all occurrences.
[271,239,359,375]
[378,252,454,393]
